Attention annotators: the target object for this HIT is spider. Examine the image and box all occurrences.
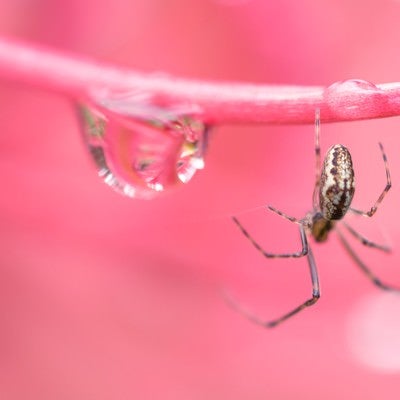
[229,109,398,328]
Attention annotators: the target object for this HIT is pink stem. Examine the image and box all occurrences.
[0,36,400,124]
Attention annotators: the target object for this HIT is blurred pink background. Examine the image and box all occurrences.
[1,1,400,399]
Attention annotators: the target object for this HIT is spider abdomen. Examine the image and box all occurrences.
[319,144,355,220]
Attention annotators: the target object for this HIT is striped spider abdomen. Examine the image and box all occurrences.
[319,144,355,220]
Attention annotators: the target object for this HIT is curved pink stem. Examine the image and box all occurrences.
[0,37,400,124]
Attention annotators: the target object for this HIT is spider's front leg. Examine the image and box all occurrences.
[225,225,320,328]
[232,215,307,258]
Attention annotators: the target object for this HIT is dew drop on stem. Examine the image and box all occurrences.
[323,79,387,120]
[78,91,209,199]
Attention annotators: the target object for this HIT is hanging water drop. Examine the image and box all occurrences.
[78,91,209,199]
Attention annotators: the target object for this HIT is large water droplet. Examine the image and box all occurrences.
[78,92,209,198]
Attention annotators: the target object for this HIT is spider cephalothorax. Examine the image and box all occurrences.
[310,212,334,243]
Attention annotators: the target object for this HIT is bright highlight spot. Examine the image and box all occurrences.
[347,292,400,372]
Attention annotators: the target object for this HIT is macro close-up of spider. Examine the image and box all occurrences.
[4,3,400,399]
[230,109,399,328]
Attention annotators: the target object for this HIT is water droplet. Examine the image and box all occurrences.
[323,79,387,119]
[78,92,209,199]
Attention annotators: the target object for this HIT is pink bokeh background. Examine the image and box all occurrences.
[1,1,400,399]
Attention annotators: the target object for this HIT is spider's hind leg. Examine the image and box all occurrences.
[336,227,400,291]
[342,221,391,253]
[313,108,322,210]
[350,142,391,218]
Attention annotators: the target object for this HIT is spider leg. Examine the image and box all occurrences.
[266,205,303,225]
[350,143,391,217]
[342,221,391,253]
[336,228,400,291]
[232,216,307,258]
[224,230,320,328]
[312,108,321,210]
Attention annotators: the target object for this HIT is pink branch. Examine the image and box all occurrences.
[1,37,400,124]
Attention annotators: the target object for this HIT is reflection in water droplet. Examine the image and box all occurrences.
[78,93,209,199]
